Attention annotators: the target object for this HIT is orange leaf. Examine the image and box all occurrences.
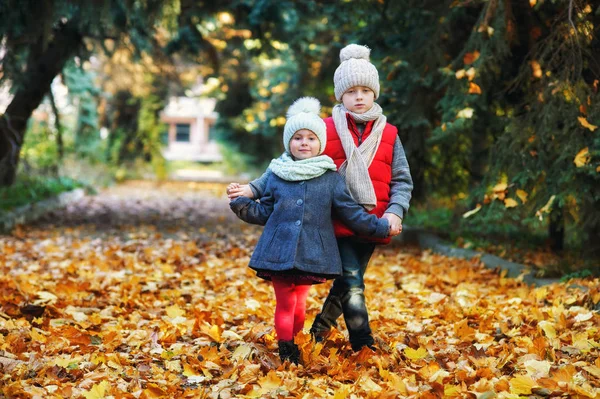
[463,51,480,65]
[453,319,476,341]
[468,82,482,94]
[530,60,542,78]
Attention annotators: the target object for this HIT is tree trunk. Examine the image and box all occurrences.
[549,206,564,253]
[0,19,82,186]
[469,122,488,192]
[48,87,64,160]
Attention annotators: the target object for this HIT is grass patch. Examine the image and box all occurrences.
[407,199,600,279]
[0,176,84,211]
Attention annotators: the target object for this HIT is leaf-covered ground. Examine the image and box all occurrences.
[1,181,599,399]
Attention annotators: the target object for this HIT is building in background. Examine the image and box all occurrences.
[160,96,222,162]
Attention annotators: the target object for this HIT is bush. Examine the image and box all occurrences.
[0,176,83,211]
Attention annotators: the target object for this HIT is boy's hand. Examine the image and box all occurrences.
[227,183,254,201]
[383,213,403,236]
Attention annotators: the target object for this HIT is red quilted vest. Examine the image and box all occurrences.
[323,114,397,245]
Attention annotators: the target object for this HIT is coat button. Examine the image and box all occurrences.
[296,199,303,205]
[295,220,301,226]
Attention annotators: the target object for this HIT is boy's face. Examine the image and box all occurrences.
[289,129,321,160]
[341,86,375,114]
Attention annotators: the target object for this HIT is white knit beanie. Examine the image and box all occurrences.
[283,97,327,155]
[333,44,380,101]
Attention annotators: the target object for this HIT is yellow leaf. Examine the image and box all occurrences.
[404,347,428,360]
[258,370,281,390]
[462,205,481,219]
[30,328,47,343]
[509,375,536,395]
[359,375,382,392]
[530,60,542,78]
[232,344,253,362]
[83,381,109,399]
[183,363,197,377]
[530,0,537,6]
[457,107,474,119]
[516,189,528,204]
[535,195,556,221]
[466,67,476,81]
[444,385,461,397]
[166,305,185,319]
[578,116,598,131]
[583,365,600,378]
[493,183,507,192]
[538,320,556,339]
[165,360,182,372]
[333,385,351,399]
[245,298,261,311]
[574,147,590,167]
[468,82,482,94]
[524,359,551,378]
[504,198,518,208]
[455,69,466,79]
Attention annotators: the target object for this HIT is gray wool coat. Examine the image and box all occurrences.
[230,170,389,279]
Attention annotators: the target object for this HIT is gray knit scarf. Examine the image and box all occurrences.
[332,103,386,210]
[268,152,337,181]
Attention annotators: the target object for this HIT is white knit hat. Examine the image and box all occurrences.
[283,97,327,155]
[333,44,380,101]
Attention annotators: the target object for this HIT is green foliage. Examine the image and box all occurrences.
[63,62,101,160]
[0,176,82,211]
[19,119,61,174]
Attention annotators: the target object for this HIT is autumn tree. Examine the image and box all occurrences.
[353,0,599,253]
[0,0,175,186]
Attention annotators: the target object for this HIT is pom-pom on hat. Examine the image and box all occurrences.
[283,97,327,155]
[333,44,380,101]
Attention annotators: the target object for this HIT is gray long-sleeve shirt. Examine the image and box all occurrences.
[250,136,413,219]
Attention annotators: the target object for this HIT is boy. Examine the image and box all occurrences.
[228,44,413,351]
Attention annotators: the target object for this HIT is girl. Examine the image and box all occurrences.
[229,97,390,364]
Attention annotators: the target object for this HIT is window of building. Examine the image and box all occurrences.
[176,123,191,142]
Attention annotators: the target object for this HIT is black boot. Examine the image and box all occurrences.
[278,340,300,364]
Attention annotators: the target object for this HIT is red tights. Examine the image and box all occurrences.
[272,277,312,341]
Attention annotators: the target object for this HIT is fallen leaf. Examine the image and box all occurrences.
[404,347,428,360]
[82,381,109,399]
[509,375,536,395]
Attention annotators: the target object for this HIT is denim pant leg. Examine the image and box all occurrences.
[311,237,376,349]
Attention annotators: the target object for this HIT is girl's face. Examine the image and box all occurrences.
[341,86,375,114]
[289,129,321,160]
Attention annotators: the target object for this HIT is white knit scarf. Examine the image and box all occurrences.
[268,152,337,182]
[333,103,386,210]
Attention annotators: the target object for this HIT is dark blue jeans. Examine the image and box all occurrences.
[310,237,376,351]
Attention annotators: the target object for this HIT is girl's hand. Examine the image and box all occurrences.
[383,213,403,236]
[227,183,254,200]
